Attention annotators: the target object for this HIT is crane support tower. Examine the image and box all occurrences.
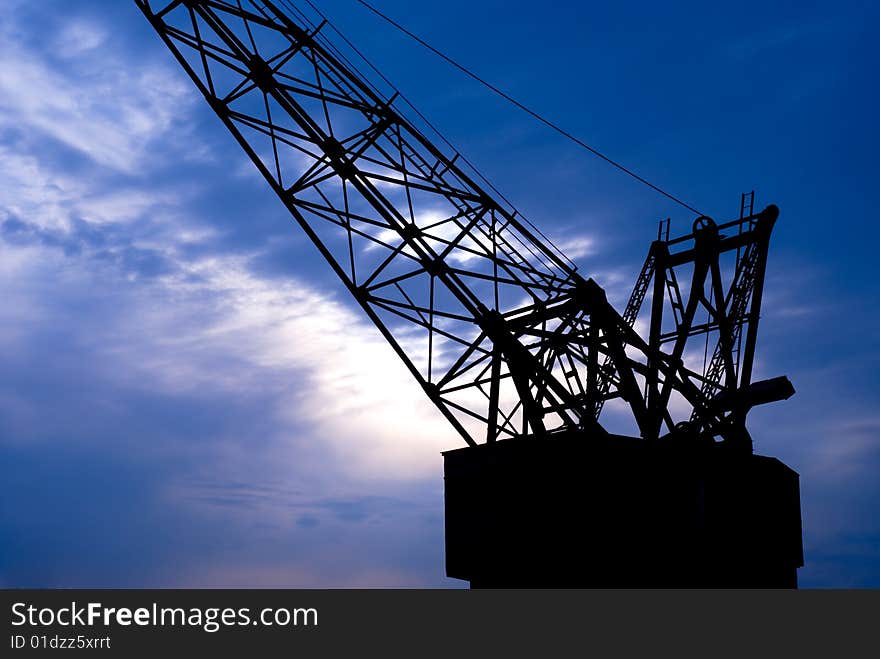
[136,0,804,587]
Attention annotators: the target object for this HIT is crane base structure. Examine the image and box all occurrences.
[444,434,804,588]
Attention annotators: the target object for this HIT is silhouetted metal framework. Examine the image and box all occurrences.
[136,0,790,448]
[610,201,794,448]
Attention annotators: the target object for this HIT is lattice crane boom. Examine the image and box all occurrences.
[136,0,790,449]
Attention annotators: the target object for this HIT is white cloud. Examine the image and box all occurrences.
[55,20,107,58]
[0,235,458,482]
[117,255,456,479]
[552,233,596,260]
[0,147,76,232]
[0,18,194,174]
[0,3,457,488]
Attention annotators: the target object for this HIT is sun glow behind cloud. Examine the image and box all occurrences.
[0,2,461,479]
[0,1,464,586]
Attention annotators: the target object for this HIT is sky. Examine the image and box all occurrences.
[0,0,877,588]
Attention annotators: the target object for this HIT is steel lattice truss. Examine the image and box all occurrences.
[136,0,788,448]
[611,210,789,445]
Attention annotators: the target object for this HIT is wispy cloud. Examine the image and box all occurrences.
[54,20,107,58]
[0,9,196,174]
[0,0,459,587]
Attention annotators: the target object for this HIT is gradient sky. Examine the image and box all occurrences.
[0,0,877,588]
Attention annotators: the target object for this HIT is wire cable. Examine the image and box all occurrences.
[354,0,704,216]
[275,0,577,268]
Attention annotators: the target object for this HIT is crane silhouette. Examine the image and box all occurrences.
[136,0,803,587]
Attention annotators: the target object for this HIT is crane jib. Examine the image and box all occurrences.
[135,0,792,450]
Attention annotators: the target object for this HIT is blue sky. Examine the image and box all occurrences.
[0,0,877,587]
